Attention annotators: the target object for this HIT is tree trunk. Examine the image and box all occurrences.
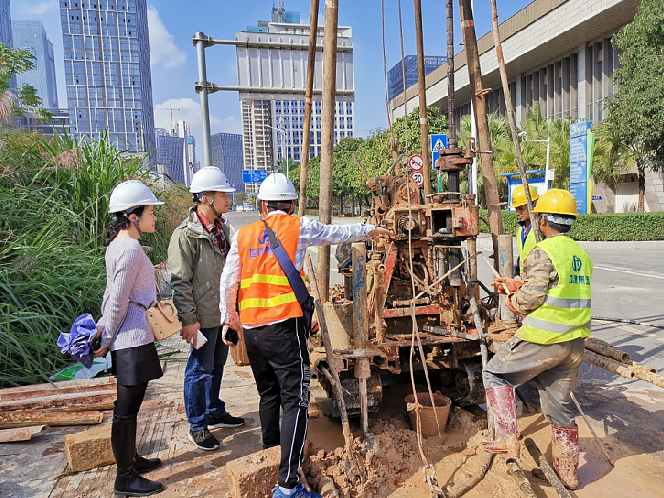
[637,160,645,213]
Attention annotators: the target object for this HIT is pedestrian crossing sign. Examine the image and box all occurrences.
[430,134,448,168]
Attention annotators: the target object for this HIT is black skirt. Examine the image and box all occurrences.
[111,342,163,386]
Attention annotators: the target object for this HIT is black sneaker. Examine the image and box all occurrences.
[207,412,245,429]
[188,428,220,451]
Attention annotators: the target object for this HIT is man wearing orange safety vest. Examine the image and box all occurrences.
[511,184,539,275]
[482,189,592,491]
[219,173,392,498]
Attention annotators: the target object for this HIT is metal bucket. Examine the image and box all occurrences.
[405,392,451,437]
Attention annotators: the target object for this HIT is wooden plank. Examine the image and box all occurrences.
[0,382,117,402]
[0,410,104,429]
[0,377,115,396]
[0,392,116,413]
[0,425,45,442]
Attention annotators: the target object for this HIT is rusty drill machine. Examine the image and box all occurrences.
[310,146,506,420]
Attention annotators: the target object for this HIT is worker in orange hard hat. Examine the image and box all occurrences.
[510,184,539,275]
[483,189,592,491]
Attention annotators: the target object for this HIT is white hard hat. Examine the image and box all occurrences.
[108,180,164,214]
[189,166,235,193]
[257,172,298,201]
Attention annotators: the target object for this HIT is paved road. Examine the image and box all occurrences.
[227,211,664,462]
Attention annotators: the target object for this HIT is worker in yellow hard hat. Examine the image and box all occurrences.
[482,189,592,491]
[510,184,539,275]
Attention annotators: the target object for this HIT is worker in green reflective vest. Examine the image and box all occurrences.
[481,189,592,491]
[511,184,539,275]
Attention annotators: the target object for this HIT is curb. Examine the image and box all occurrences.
[473,234,664,252]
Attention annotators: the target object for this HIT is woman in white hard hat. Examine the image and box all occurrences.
[168,166,245,452]
[92,180,164,497]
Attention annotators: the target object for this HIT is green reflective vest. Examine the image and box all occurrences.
[517,236,593,345]
[516,224,537,274]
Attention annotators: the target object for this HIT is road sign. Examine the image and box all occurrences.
[409,154,424,171]
[242,169,268,184]
[430,134,448,168]
[569,120,593,214]
[411,171,424,187]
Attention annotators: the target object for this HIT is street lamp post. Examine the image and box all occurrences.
[266,122,289,177]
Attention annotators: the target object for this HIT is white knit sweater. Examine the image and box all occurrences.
[97,238,156,351]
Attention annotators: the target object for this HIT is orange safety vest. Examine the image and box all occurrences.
[237,214,304,326]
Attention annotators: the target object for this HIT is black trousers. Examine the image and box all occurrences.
[244,317,310,490]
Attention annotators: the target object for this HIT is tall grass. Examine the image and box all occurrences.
[0,128,153,386]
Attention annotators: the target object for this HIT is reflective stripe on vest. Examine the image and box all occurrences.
[517,236,593,345]
[516,224,537,273]
[237,215,304,326]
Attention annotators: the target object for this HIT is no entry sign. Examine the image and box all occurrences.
[409,154,424,171]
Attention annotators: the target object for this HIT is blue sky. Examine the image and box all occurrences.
[13,0,531,156]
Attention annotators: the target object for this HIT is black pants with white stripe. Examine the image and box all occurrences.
[244,317,310,489]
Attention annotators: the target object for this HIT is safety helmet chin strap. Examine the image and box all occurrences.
[122,207,145,237]
[201,192,221,218]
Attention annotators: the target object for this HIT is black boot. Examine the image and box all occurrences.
[134,453,161,474]
[112,415,163,497]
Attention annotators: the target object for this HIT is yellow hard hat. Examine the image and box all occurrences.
[531,188,579,217]
[509,184,539,208]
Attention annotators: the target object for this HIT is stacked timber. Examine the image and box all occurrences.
[0,377,116,429]
[584,338,664,388]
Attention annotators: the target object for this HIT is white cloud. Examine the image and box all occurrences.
[147,6,186,69]
[19,0,57,16]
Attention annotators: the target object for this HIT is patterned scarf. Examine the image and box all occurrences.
[196,207,229,258]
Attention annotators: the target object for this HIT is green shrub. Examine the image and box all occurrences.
[479,209,664,241]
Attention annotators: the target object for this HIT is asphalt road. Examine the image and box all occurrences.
[227,211,664,462]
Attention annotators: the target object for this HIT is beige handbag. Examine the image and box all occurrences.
[145,301,182,341]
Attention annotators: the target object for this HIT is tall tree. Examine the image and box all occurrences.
[604,0,664,211]
[0,43,48,120]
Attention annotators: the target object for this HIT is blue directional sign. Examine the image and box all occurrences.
[569,120,592,214]
[242,169,268,184]
[430,134,448,168]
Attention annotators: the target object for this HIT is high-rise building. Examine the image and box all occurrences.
[155,119,195,185]
[16,109,70,136]
[60,0,155,164]
[0,0,10,48]
[387,55,446,101]
[12,21,58,109]
[211,132,244,193]
[233,13,354,193]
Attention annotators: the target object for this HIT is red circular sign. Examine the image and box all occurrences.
[411,171,424,187]
[409,154,424,171]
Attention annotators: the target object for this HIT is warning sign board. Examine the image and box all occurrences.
[408,154,424,171]
[411,171,424,187]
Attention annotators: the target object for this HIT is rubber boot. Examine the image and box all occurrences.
[112,415,163,497]
[551,423,580,490]
[481,385,520,458]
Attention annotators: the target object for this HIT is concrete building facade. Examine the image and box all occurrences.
[211,132,244,193]
[233,18,354,194]
[12,21,59,109]
[59,0,155,164]
[389,0,661,213]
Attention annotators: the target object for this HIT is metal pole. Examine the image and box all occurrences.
[546,137,551,187]
[488,0,540,241]
[497,234,518,321]
[413,0,431,202]
[299,0,320,216]
[446,0,456,150]
[458,0,504,260]
[195,32,213,167]
[317,0,339,302]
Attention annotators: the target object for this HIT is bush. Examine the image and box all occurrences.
[479,209,664,241]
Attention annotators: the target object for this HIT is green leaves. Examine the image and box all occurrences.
[479,209,664,241]
[0,43,48,120]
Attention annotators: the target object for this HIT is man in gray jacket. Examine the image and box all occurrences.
[168,166,244,451]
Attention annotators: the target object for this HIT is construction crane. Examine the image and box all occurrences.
[155,106,180,128]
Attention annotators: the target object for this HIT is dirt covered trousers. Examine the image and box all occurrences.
[243,317,310,489]
[483,336,585,427]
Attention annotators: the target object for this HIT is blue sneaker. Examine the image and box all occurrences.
[272,483,322,498]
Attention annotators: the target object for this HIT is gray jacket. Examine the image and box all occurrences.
[168,207,233,329]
